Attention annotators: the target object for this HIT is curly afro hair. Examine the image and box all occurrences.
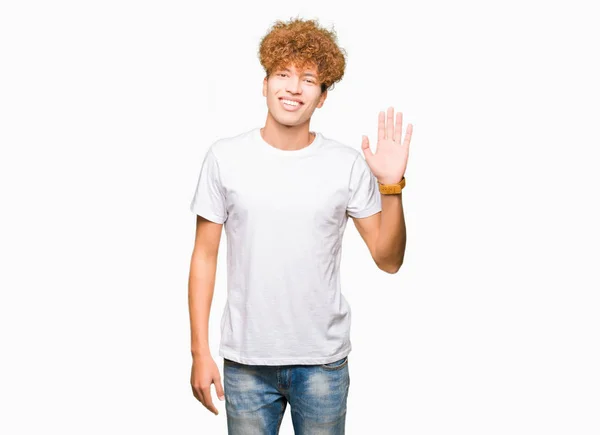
[258,17,347,93]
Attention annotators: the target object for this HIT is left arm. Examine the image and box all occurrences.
[352,190,405,274]
[377,191,406,271]
[352,106,413,274]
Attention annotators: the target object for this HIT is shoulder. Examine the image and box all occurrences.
[208,128,256,161]
[317,132,363,164]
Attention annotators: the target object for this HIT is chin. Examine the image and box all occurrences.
[270,112,302,126]
[277,120,303,128]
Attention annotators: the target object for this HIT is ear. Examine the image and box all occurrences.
[262,77,267,97]
[316,89,328,108]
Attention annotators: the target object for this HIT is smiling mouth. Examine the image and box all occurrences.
[279,98,303,111]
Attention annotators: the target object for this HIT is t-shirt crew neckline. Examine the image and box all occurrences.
[253,127,323,156]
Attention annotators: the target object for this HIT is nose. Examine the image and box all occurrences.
[285,76,302,94]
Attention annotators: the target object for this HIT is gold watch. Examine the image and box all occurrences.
[378,177,406,194]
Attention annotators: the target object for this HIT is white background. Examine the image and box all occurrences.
[1,0,599,434]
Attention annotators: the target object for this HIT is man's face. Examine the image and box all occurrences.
[262,63,328,127]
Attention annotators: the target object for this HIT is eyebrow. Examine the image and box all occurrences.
[282,67,317,78]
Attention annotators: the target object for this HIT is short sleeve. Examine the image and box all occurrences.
[346,154,382,218]
[189,148,228,224]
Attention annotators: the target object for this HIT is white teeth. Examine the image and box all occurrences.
[281,99,300,106]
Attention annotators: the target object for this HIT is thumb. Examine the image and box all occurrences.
[215,376,225,401]
[361,135,374,161]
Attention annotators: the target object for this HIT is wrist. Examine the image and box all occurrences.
[191,347,211,359]
[377,176,404,185]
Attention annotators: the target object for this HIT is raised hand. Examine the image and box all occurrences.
[361,106,413,185]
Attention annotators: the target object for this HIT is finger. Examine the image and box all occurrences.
[191,384,202,402]
[197,387,208,408]
[386,107,394,140]
[362,135,374,160]
[200,386,219,415]
[215,375,225,402]
[377,111,385,142]
[403,123,413,147]
[393,112,403,144]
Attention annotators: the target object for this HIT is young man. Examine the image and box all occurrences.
[189,17,413,434]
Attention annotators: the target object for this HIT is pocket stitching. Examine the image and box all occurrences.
[320,356,349,370]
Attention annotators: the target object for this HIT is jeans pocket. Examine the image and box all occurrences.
[320,356,349,370]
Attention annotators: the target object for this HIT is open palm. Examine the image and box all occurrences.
[362,106,413,185]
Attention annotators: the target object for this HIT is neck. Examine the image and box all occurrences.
[261,115,315,151]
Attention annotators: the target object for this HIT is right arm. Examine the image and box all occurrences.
[189,215,225,415]
[189,214,223,357]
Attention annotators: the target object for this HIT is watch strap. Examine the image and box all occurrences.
[377,176,406,194]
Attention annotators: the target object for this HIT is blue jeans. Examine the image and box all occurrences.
[223,356,350,434]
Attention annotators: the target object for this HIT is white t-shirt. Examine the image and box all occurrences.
[190,127,381,365]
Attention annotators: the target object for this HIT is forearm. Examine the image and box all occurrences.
[375,192,406,272]
[188,254,218,358]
